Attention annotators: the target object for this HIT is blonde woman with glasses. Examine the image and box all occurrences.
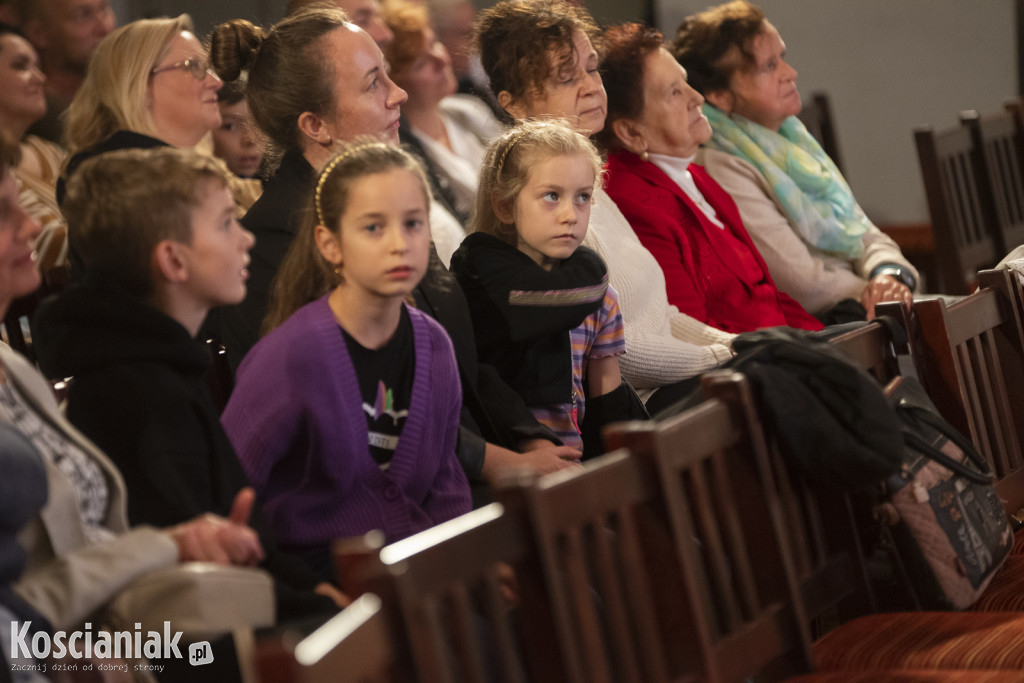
[58,14,222,204]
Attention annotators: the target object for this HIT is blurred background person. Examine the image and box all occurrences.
[0,0,18,25]
[429,0,505,121]
[212,77,266,215]
[286,0,393,47]
[0,24,67,272]
[16,0,116,145]
[384,0,504,234]
[213,79,265,180]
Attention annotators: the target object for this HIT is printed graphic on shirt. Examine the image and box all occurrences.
[364,380,409,426]
[342,307,414,468]
[364,381,410,455]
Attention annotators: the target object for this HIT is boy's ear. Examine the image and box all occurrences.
[152,239,189,284]
[314,224,343,268]
[490,190,514,225]
[497,91,526,121]
[705,89,734,113]
[298,111,333,147]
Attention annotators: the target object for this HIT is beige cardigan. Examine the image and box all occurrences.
[697,148,918,315]
[4,343,180,631]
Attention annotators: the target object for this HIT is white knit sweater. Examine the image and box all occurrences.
[584,189,735,397]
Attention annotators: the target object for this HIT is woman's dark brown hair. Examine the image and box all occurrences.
[210,7,347,163]
[595,23,664,151]
[671,0,766,96]
[474,0,600,108]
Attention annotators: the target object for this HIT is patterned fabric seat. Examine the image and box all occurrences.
[787,669,1024,682]
[970,555,1024,612]
[1009,527,1024,554]
[813,611,1024,671]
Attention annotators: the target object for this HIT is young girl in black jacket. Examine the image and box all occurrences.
[451,120,644,456]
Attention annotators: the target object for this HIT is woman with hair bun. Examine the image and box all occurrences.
[210,6,448,366]
[211,6,580,506]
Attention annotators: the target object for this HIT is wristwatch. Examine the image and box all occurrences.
[870,264,916,291]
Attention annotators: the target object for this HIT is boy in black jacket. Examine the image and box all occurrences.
[34,148,345,620]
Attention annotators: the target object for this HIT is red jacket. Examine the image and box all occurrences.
[604,149,822,333]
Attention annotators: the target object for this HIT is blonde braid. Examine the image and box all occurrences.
[494,127,531,179]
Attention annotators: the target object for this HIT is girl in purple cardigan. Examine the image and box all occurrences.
[222,141,471,577]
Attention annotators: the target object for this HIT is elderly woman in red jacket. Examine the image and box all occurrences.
[598,23,821,334]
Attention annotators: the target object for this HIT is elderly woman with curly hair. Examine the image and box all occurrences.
[673,0,916,322]
[598,22,822,334]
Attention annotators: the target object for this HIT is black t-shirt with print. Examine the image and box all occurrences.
[341,307,415,468]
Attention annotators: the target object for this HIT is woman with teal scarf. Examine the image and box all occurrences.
[673,0,916,323]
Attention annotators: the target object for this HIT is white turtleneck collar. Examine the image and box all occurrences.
[648,152,725,229]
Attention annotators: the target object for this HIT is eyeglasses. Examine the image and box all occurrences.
[151,57,213,81]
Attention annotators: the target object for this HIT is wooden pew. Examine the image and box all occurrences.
[960,110,1024,256]
[606,374,818,681]
[914,123,1001,293]
[342,503,564,683]
[254,594,395,683]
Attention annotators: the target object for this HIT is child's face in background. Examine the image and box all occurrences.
[212,99,266,178]
[511,153,595,271]
[177,180,255,309]
[330,168,431,300]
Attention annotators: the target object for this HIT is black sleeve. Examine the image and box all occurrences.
[475,363,561,448]
[65,369,223,528]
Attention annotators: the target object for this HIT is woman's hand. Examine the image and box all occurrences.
[861,274,913,321]
[166,488,265,566]
[481,441,582,484]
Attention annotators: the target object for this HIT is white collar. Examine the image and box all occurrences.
[648,152,725,229]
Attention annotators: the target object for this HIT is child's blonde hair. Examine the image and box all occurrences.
[263,139,432,334]
[62,147,231,298]
[471,119,604,247]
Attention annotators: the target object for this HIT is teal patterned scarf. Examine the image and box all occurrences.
[703,105,868,258]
